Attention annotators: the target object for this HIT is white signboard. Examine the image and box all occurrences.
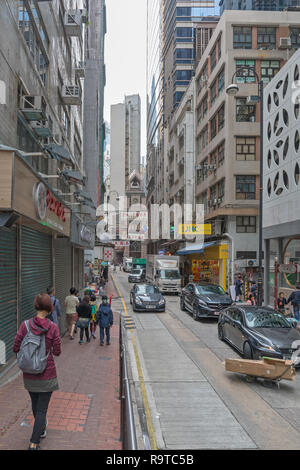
[278,264,297,274]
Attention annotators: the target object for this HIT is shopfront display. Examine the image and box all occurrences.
[188,244,229,290]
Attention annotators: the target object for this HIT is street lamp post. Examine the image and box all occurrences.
[226,67,264,306]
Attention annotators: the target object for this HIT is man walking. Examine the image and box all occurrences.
[47,287,62,327]
[96,296,113,346]
[288,285,300,321]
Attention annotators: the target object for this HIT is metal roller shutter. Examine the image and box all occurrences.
[74,248,79,290]
[0,228,17,364]
[54,238,72,335]
[21,226,52,322]
[79,249,84,289]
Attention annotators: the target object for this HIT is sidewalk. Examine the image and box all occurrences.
[0,276,122,450]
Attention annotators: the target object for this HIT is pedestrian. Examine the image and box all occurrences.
[46,287,62,327]
[288,285,300,321]
[250,281,257,302]
[96,295,113,346]
[64,288,79,340]
[89,294,97,339]
[277,292,287,315]
[247,293,256,305]
[103,265,108,283]
[13,293,61,450]
[76,295,92,344]
[235,276,244,302]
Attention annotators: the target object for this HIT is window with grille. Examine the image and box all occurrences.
[218,179,225,200]
[218,69,225,93]
[236,60,256,83]
[210,80,217,105]
[291,28,300,48]
[211,115,217,140]
[257,27,276,49]
[217,36,222,60]
[236,175,256,200]
[211,46,217,72]
[260,60,280,84]
[218,142,225,167]
[236,137,256,161]
[236,216,257,233]
[233,26,252,49]
[236,98,256,122]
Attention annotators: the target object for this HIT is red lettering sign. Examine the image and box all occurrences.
[46,190,66,222]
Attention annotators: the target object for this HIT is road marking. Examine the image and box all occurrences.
[111,274,158,450]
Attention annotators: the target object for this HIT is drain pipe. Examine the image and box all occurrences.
[222,233,234,287]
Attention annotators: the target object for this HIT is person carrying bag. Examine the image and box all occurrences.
[76,295,92,344]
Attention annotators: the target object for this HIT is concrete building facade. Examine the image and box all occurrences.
[193,9,300,288]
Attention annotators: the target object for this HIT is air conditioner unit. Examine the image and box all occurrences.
[75,61,85,79]
[279,37,291,49]
[30,120,52,137]
[64,10,82,36]
[20,95,47,121]
[247,259,258,267]
[61,85,81,105]
[213,198,218,206]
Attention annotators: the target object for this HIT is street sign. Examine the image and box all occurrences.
[278,264,297,274]
[104,248,113,261]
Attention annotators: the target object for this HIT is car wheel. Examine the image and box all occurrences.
[192,305,198,321]
[243,342,253,359]
[218,324,224,341]
[180,297,186,311]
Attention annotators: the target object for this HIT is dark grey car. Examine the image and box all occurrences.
[130,284,166,312]
[180,282,233,320]
[218,306,300,360]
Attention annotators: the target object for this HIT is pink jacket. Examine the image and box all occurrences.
[13,316,61,381]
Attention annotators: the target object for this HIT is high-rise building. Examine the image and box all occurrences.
[219,0,300,14]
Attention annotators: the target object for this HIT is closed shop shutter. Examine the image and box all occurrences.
[21,226,52,323]
[0,228,17,364]
[79,249,84,289]
[74,248,79,290]
[54,238,72,335]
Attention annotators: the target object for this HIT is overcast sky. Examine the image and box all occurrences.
[104,0,147,158]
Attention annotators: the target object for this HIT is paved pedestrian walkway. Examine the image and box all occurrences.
[0,276,122,450]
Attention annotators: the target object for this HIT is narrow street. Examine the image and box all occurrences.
[113,270,300,450]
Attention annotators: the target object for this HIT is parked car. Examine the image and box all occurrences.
[218,305,300,360]
[180,282,233,320]
[130,284,166,312]
[128,268,146,283]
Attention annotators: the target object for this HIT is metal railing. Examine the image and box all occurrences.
[119,317,137,450]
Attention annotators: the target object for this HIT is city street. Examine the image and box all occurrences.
[112,270,300,450]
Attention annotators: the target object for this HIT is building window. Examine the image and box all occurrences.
[175,48,194,64]
[210,80,217,105]
[203,94,208,117]
[218,179,225,200]
[236,175,256,200]
[236,98,256,122]
[210,45,217,72]
[197,63,208,94]
[236,59,256,83]
[236,216,257,233]
[236,251,257,259]
[233,26,252,49]
[257,27,276,50]
[218,105,225,131]
[291,28,300,48]
[173,91,184,107]
[211,115,217,140]
[210,184,217,201]
[260,60,280,84]
[217,35,222,60]
[218,69,225,94]
[218,142,225,167]
[236,137,256,161]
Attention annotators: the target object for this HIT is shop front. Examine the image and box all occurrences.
[0,148,71,370]
[177,242,229,291]
[70,213,94,289]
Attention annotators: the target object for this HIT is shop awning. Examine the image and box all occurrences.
[44,143,73,164]
[61,169,86,185]
[176,241,217,255]
[74,190,96,209]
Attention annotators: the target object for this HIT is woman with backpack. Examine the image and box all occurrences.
[13,293,61,450]
[76,295,92,344]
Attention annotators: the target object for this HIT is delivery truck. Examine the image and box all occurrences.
[146,255,181,294]
[123,257,133,272]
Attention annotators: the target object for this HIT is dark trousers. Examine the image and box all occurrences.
[29,391,52,444]
[80,327,89,341]
[294,305,300,321]
[100,326,110,344]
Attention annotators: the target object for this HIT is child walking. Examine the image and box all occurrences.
[96,296,113,346]
[90,294,97,339]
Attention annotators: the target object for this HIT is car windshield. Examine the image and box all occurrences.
[131,269,142,274]
[136,285,159,295]
[195,285,226,295]
[159,270,180,280]
[245,310,291,328]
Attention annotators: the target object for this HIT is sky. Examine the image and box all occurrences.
[104,0,147,158]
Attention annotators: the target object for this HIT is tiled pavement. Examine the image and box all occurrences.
[0,276,122,450]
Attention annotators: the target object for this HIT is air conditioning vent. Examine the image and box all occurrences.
[247,259,258,267]
[279,37,291,49]
[20,95,47,121]
[30,119,52,137]
[64,10,82,36]
[61,85,81,105]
